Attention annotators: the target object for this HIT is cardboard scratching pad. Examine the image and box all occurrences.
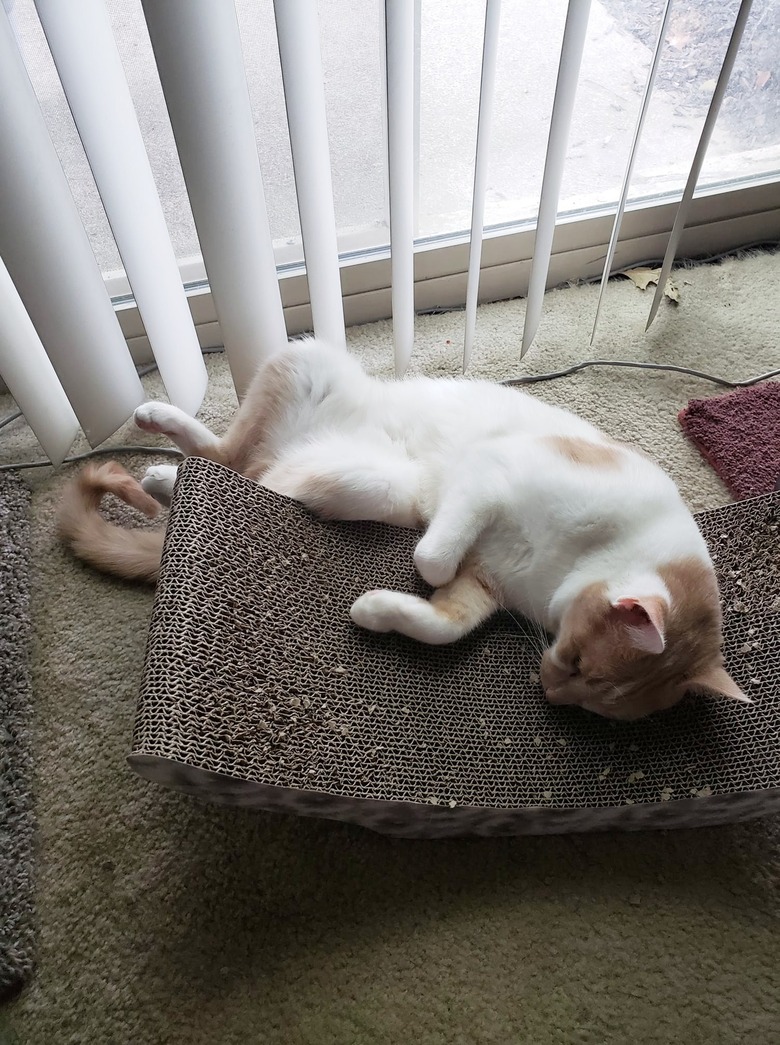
[130,458,780,837]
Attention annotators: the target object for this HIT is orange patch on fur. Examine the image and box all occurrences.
[660,557,720,602]
[615,439,653,461]
[545,435,620,468]
[548,557,738,718]
[431,564,498,627]
[219,353,298,477]
[86,462,161,519]
[658,557,735,680]
[57,462,164,583]
[659,558,722,641]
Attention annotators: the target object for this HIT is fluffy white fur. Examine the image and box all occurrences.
[141,344,706,626]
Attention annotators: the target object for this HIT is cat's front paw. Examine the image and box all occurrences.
[413,539,457,588]
[350,589,403,633]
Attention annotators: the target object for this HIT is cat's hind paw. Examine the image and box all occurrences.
[141,464,178,508]
[135,402,189,437]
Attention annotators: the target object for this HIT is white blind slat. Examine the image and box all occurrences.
[274,0,345,350]
[141,0,287,398]
[413,0,422,235]
[646,0,754,330]
[0,6,144,447]
[0,256,79,465]
[464,0,502,372]
[384,0,416,377]
[34,0,207,418]
[590,0,673,345]
[521,0,592,357]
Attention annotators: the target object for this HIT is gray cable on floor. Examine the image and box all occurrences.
[0,445,183,473]
[500,360,780,389]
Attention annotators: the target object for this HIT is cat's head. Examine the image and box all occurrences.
[539,559,750,721]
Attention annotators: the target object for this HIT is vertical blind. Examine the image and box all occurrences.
[0,3,145,448]
[140,0,288,398]
[0,0,756,461]
[35,0,208,417]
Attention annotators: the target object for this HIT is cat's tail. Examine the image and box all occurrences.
[57,461,165,584]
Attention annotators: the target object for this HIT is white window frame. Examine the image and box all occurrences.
[113,177,780,365]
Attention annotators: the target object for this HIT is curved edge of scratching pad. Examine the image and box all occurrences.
[132,458,780,839]
[127,754,780,839]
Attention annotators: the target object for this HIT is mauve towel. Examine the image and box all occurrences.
[678,381,780,499]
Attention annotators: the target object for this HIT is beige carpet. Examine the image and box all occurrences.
[2,254,779,1044]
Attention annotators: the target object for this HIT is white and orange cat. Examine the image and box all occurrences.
[59,338,749,720]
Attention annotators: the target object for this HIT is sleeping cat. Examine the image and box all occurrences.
[58,338,749,720]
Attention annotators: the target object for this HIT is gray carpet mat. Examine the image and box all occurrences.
[0,473,34,1001]
[131,457,780,837]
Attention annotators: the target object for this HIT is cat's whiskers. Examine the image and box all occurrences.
[600,681,624,707]
[524,609,551,652]
[498,600,550,663]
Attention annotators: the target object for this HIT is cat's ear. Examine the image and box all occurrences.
[686,665,753,704]
[611,596,667,655]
